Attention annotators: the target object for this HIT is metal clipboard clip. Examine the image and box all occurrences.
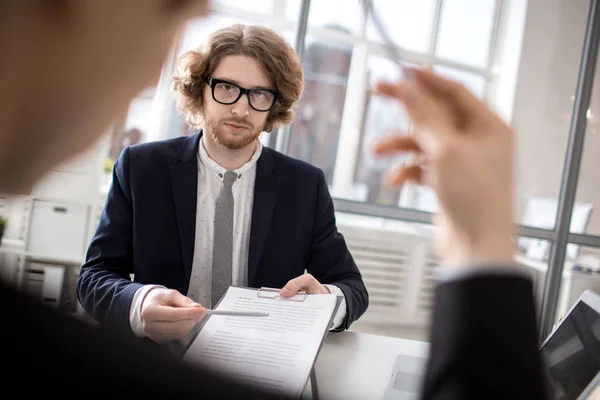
[257,287,307,302]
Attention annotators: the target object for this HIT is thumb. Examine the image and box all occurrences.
[280,285,296,298]
[281,275,312,298]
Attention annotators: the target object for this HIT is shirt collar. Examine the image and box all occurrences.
[198,136,263,178]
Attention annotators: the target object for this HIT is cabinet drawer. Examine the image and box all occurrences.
[27,200,88,260]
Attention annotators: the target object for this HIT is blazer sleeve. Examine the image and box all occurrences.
[3,281,291,399]
[305,169,369,331]
[420,274,549,400]
[76,147,143,334]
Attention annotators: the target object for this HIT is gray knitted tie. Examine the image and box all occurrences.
[211,171,237,307]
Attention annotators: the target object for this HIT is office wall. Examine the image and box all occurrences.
[511,0,592,229]
[2,133,109,245]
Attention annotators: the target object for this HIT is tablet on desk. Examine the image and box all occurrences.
[540,289,600,400]
[383,354,427,400]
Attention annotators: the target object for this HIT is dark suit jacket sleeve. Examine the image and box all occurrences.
[76,147,143,334]
[2,282,290,400]
[420,275,549,400]
[306,169,369,331]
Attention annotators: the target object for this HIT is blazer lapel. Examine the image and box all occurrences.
[170,132,202,281]
[248,148,281,285]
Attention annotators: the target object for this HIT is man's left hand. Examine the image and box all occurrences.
[280,274,330,298]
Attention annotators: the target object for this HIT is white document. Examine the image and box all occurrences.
[182,286,338,398]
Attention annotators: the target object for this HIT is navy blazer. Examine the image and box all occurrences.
[77,131,368,336]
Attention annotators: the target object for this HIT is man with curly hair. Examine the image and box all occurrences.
[77,24,369,347]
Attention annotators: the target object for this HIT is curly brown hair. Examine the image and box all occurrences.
[172,24,304,132]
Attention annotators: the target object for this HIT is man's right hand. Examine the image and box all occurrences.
[140,288,206,344]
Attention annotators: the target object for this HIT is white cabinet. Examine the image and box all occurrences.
[27,200,89,260]
[0,250,24,288]
[38,263,66,308]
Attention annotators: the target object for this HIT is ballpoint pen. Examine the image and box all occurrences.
[362,0,420,177]
[205,309,269,317]
[361,0,416,82]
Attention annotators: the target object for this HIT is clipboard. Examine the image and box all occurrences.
[180,285,343,400]
[257,287,308,301]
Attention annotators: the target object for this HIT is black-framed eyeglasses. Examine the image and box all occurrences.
[205,77,279,112]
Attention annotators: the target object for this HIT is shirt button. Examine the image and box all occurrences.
[218,173,223,178]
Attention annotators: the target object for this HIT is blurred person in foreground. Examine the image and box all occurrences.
[0,1,547,399]
[0,1,280,398]
[372,67,548,399]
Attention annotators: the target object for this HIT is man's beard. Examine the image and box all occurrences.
[203,115,263,150]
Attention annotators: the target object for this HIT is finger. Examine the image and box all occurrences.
[372,135,421,156]
[374,81,451,131]
[385,165,423,187]
[144,318,199,342]
[280,274,317,298]
[374,81,453,153]
[409,68,486,119]
[142,304,206,322]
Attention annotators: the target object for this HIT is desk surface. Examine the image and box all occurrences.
[304,331,429,400]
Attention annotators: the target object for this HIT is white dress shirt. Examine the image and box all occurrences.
[129,138,347,337]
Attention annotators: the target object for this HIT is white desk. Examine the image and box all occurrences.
[303,331,429,400]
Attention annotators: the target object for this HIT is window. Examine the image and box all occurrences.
[352,55,409,205]
[102,86,157,189]
[435,0,496,68]
[291,0,496,212]
[213,0,274,14]
[574,49,600,235]
[366,0,437,54]
[286,0,361,34]
[507,0,589,228]
[501,0,596,337]
[287,37,353,183]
